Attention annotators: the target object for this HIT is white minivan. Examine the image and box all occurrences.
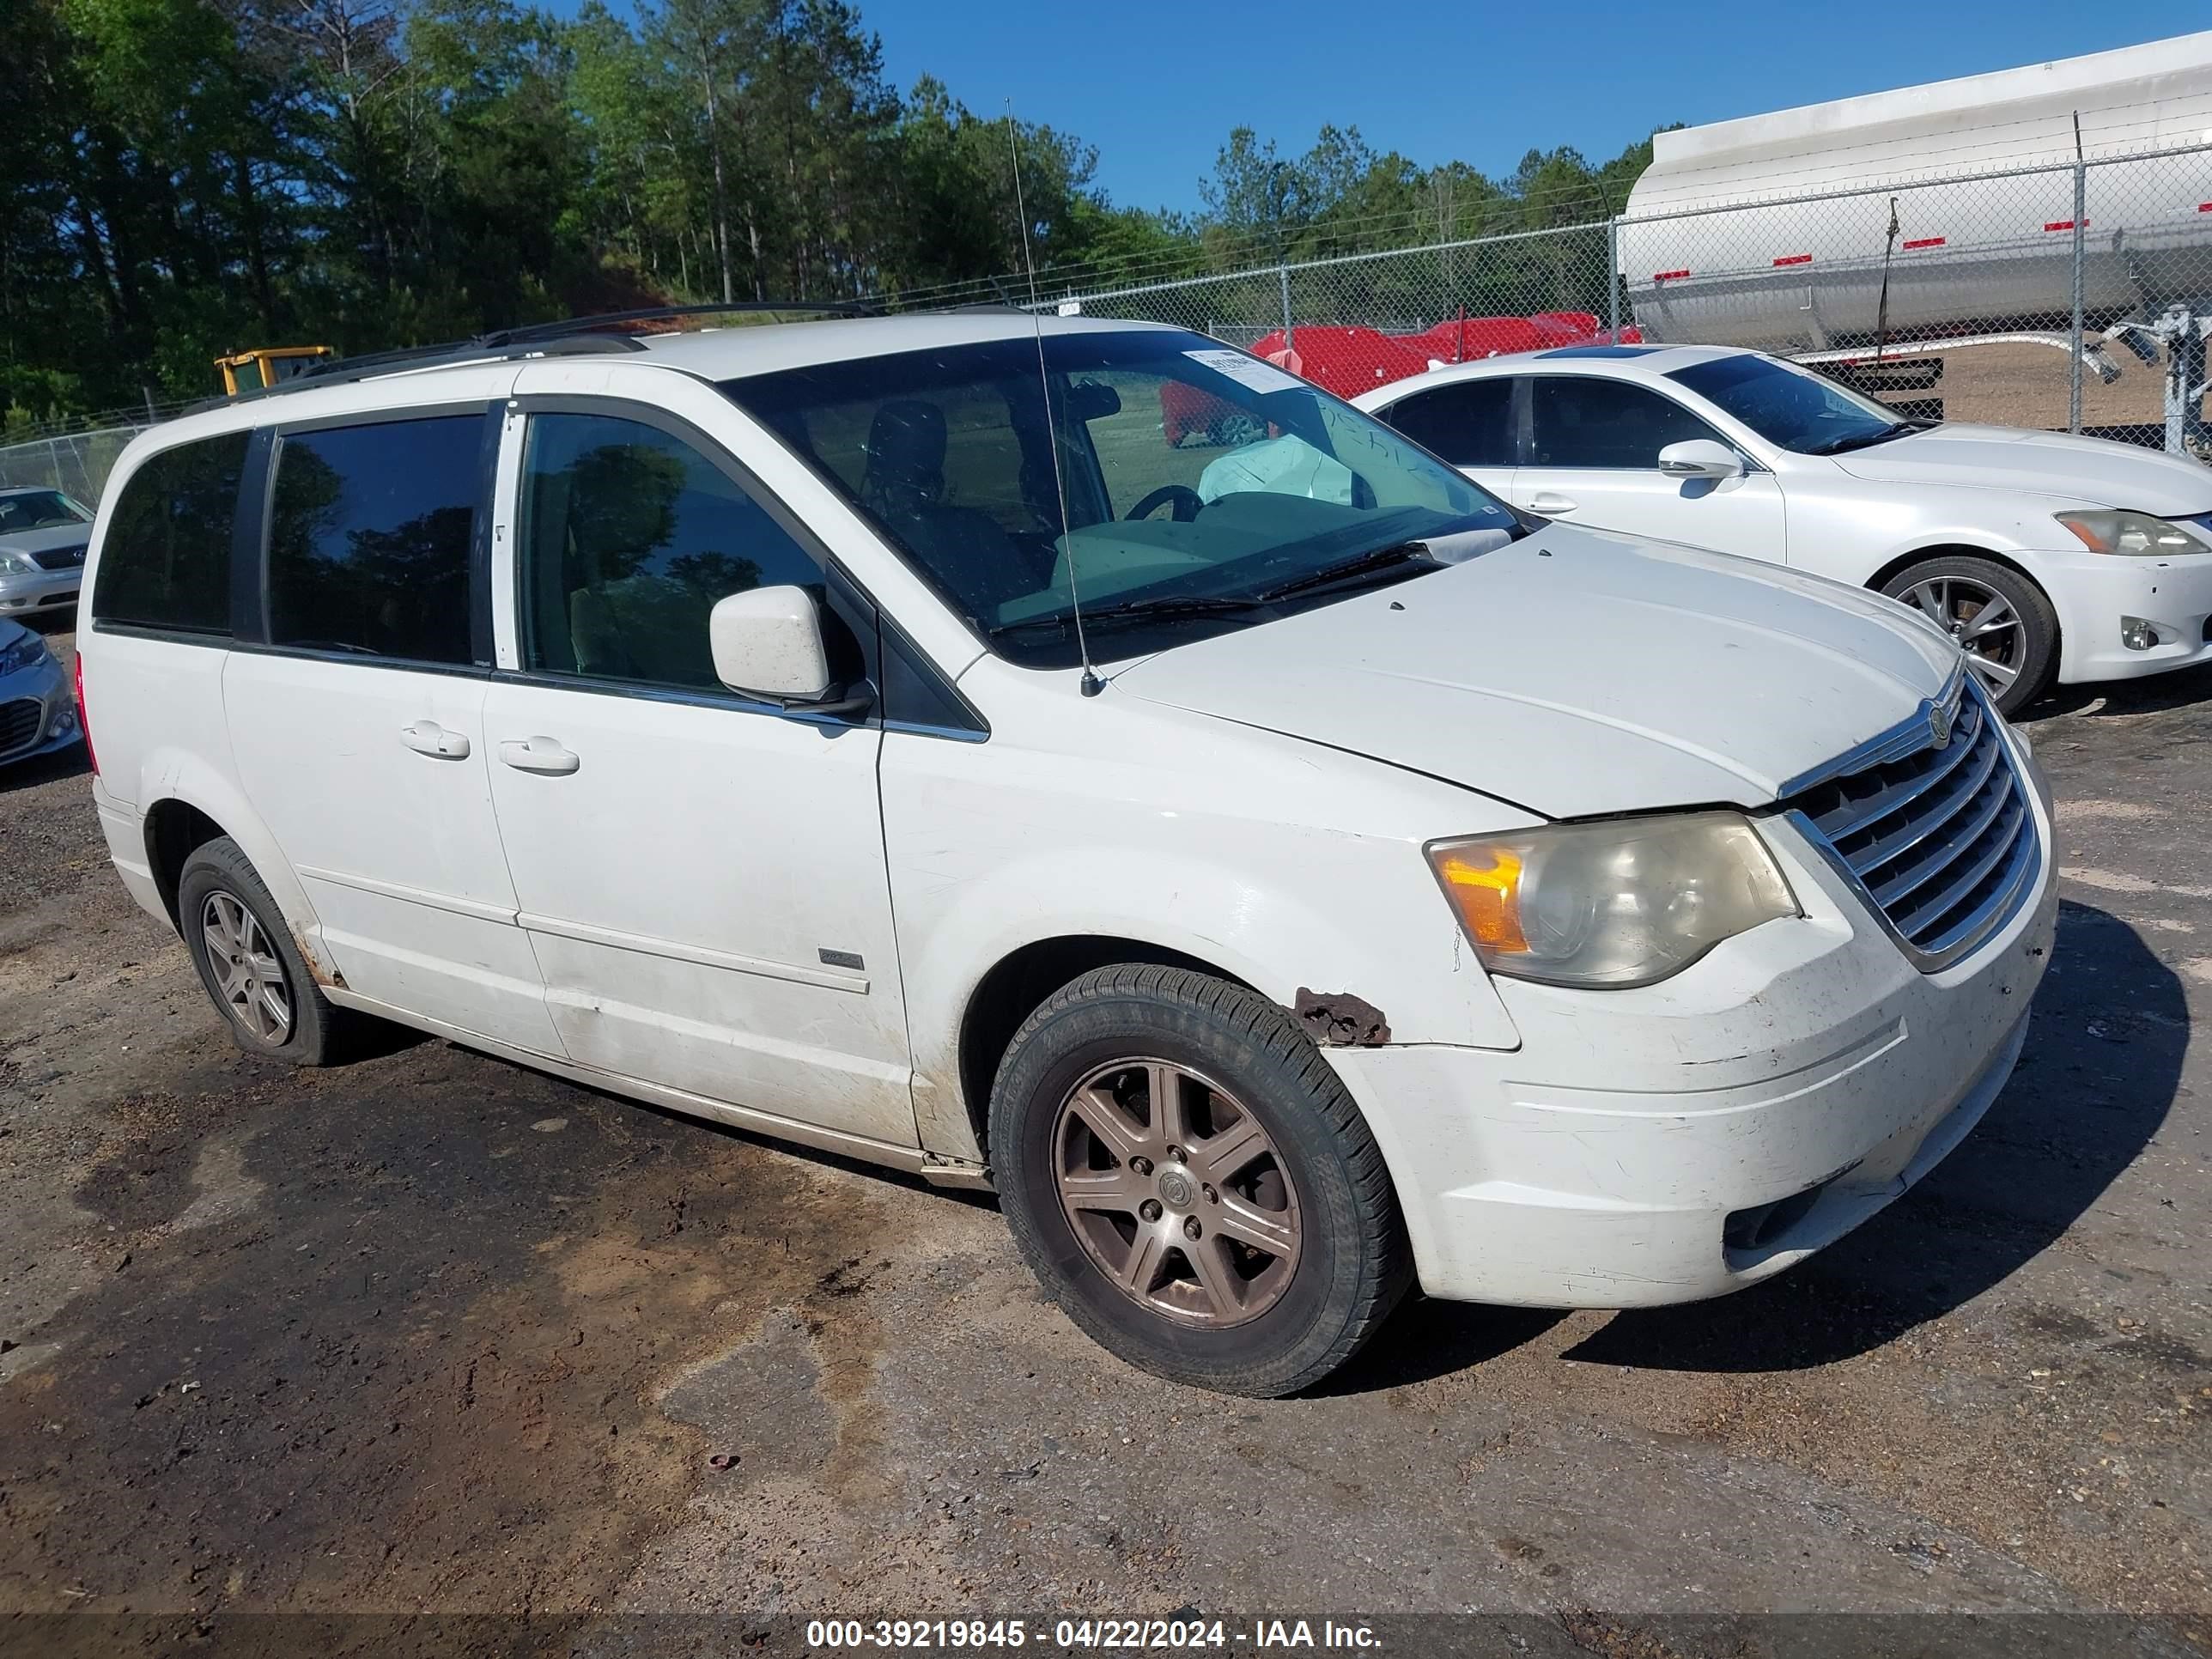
[76,312,2057,1395]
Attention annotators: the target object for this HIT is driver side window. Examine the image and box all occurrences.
[1528,376,1723,469]
[517,410,828,694]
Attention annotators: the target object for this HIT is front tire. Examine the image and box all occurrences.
[990,965,1411,1396]
[177,837,346,1066]
[1881,555,2057,715]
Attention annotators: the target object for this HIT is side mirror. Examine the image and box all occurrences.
[708,586,868,717]
[1657,439,1747,481]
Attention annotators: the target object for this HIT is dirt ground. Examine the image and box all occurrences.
[2,618,2208,1656]
[1869,340,2177,442]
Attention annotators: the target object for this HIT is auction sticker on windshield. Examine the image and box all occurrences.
[1184,349,1306,395]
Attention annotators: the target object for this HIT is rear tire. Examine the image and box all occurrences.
[990,965,1411,1397]
[1880,555,2057,716]
[177,837,347,1066]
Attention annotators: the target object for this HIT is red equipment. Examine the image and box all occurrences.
[1239,313,1644,401]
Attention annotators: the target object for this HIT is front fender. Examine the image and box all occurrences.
[884,706,1528,1158]
[1782,479,2071,589]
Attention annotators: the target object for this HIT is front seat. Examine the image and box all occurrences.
[861,399,952,520]
[860,399,1036,622]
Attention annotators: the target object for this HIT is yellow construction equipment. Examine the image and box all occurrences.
[214,346,333,395]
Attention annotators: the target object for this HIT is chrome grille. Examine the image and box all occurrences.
[0,697,42,757]
[1783,676,2040,969]
[29,543,87,571]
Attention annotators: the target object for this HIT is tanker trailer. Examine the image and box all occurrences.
[1618,33,2212,452]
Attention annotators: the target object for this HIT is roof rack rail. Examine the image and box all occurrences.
[181,301,874,416]
[486,300,877,346]
[185,332,642,416]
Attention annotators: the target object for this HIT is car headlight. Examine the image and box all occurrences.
[0,550,37,574]
[0,632,49,673]
[2055,510,2212,556]
[1425,811,1799,989]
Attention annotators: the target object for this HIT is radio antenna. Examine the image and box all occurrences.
[1006,101,1103,696]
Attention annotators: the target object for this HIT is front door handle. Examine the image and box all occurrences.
[1526,492,1578,514]
[498,736,580,775]
[400,720,470,760]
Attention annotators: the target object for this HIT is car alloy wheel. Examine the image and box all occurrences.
[1050,1057,1302,1328]
[201,889,294,1044]
[1896,574,2023,698]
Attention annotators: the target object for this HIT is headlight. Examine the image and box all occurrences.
[0,550,36,574]
[2055,510,2212,557]
[0,632,49,673]
[1426,811,1799,989]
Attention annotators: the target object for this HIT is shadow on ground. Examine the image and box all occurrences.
[1319,1301,1568,1395]
[2025,659,2212,721]
[1559,900,2185,1373]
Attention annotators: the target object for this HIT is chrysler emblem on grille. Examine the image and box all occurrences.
[1928,701,1951,749]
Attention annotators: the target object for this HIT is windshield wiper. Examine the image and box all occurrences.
[1251,540,1434,603]
[1808,421,1921,456]
[987,542,1443,641]
[988,594,1267,638]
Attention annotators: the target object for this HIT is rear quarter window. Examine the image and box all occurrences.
[1381,380,1517,468]
[91,432,250,635]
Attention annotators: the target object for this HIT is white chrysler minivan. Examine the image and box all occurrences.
[76,312,2056,1395]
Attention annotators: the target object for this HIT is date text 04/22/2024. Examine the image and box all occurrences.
[803,1620,1383,1649]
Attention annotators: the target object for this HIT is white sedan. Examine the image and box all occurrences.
[1353,344,2212,714]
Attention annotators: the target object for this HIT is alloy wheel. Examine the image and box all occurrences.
[1898,574,2021,698]
[201,890,293,1044]
[1051,1058,1302,1328]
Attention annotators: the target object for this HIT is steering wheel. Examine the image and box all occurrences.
[1126,483,1205,523]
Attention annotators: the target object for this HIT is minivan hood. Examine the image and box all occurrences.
[1832,423,2212,515]
[1115,524,1957,819]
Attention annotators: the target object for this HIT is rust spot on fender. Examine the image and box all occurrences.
[294,927,345,990]
[1293,988,1390,1047]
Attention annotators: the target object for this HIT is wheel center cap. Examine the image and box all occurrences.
[1156,1168,1194,1209]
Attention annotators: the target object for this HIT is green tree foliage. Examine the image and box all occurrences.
[0,0,1667,422]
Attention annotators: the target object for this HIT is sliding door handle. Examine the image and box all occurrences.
[498,736,580,775]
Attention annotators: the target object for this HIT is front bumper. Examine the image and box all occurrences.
[2033,544,2212,684]
[0,567,82,618]
[1326,755,2057,1309]
[0,651,80,765]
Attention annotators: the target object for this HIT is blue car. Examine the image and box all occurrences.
[0,617,80,765]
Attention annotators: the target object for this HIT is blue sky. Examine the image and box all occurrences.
[836,4,2180,213]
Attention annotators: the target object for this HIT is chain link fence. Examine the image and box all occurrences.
[10,141,2209,483]
[1024,142,2212,460]
[0,425,155,506]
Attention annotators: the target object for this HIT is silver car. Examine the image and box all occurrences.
[0,617,77,764]
[0,486,94,622]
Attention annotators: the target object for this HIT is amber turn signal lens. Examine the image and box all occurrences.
[1430,844,1528,954]
[1425,814,1798,989]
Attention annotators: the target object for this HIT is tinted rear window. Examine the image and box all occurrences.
[268,414,484,665]
[92,433,248,635]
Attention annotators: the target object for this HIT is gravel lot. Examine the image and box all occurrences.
[1,618,2207,1653]
[1888,342,2188,446]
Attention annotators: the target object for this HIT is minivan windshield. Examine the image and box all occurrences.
[1668,354,1918,456]
[724,329,1520,667]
